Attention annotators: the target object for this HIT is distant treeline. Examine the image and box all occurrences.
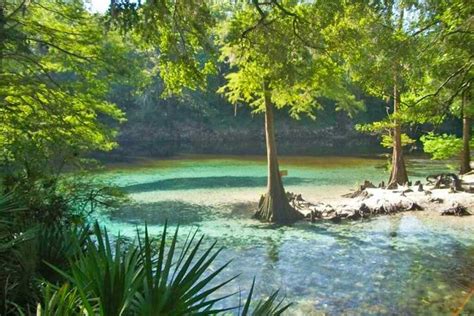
[108,75,461,158]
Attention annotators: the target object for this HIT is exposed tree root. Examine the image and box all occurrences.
[254,193,304,224]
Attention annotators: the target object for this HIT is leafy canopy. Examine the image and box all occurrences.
[329,0,449,148]
[0,0,131,180]
[108,0,217,96]
[217,1,363,118]
[402,0,473,124]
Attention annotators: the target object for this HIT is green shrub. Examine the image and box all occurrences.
[420,132,464,160]
[45,223,291,315]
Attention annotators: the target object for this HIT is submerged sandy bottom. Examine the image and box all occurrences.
[96,155,474,315]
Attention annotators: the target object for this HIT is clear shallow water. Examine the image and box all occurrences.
[97,155,474,315]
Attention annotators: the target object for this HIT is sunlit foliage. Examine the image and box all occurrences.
[0,0,129,184]
[218,1,363,118]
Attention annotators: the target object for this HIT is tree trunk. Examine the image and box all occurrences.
[254,80,303,224]
[460,91,472,174]
[388,80,408,186]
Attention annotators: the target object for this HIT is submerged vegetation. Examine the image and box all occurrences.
[0,0,473,314]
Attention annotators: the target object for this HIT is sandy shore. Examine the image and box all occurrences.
[290,173,474,225]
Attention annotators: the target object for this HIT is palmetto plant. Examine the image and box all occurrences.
[0,189,291,315]
[0,193,38,315]
[135,225,238,315]
[37,223,90,281]
[0,192,93,314]
[241,278,291,316]
[0,193,32,252]
[50,223,144,316]
[46,222,292,315]
[37,283,83,316]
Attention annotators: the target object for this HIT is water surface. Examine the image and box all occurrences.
[97,155,474,315]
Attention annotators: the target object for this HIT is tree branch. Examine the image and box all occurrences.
[242,0,270,38]
[413,61,473,105]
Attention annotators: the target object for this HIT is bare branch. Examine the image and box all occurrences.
[241,0,270,38]
[413,60,473,105]
[24,37,92,61]
[410,20,439,37]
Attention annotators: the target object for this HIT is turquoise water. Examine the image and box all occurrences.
[97,155,474,315]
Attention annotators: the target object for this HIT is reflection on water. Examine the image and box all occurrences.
[98,155,474,315]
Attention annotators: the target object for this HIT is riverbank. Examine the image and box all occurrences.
[291,173,474,223]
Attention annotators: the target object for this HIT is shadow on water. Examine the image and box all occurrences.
[121,176,316,193]
[103,156,474,315]
[221,202,257,219]
[110,200,215,225]
[111,199,377,247]
[294,220,374,247]
[108,200,474,314]
[265,236,283,264]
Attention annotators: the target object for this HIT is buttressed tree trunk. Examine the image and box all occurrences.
[254,80,303,224]
[388,79,408,186]
[460,91,472,174]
